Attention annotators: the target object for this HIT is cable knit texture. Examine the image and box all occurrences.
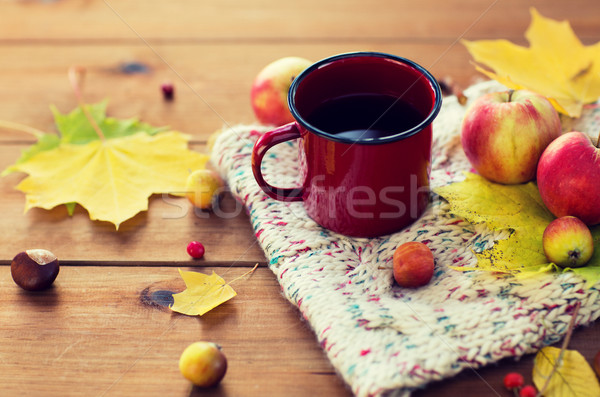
[211,81,600,397]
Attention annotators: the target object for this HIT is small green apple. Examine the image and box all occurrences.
[179,341,227,387]
[542,216,594,268]
[185,169,224,210]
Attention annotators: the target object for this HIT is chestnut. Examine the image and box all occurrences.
[11,249,60,291]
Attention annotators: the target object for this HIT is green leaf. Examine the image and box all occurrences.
[51,101,166,144]
[435,172,600,285]
[51,102,108,143]
[3,101,167,177]
[533,346,600,396]
[65,202,76,216]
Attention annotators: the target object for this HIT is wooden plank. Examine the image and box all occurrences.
[0,1,598,397]
[2,265,599,396]
[0,265,350,396]
[0,42,487,142]
[0,143,266,264]
[1,0,598,41]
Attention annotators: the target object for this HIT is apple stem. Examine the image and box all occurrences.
[68,66,106,141]
[507,89,515,102]
[596,130,600,148]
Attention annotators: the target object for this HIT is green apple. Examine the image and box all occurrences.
[185,169,223,210]
[179,341,227,387]
[542,216,594,268]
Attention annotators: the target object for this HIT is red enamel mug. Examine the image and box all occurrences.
[251,52,442,237]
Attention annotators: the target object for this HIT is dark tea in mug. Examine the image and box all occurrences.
[305,93,424,141]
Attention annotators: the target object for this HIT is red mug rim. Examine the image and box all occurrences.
[288,51,442,145]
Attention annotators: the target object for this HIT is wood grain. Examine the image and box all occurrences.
[1,1,599,396]
[0,266,349,397]
[0,43,481,141]
[1,0,598,41]
[2,265,599,397]
[0,142,266,264]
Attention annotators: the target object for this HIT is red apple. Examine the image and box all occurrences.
[537,131,600,225]
[461,90,561,184]
[542,216,594,268]
[250,56,312,126]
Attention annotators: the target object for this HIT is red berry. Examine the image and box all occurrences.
[161,82,174,100]
[503,372,524,390]
[519,385,537,397]
[187,241,205,259]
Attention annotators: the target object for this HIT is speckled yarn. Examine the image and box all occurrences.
[211,81,600,397]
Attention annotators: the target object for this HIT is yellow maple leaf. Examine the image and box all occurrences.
[533,346,600,396]
[435,173,554,273]
[463,8,600,117]
[10,131,208,228]
[170,269,237,316]
[435,173,600,285]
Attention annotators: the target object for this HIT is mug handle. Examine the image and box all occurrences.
[251,122,304,202]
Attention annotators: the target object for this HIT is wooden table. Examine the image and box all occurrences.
[1,1,599,396]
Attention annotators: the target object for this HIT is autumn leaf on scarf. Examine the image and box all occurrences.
[463,8,600,118]
[435,173,600,285]
[533,347,600,397]
[2,102,208,229]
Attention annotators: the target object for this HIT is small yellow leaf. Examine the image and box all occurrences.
[463,8,600,117]
[170,269,237,316]
[533,346,600,396]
